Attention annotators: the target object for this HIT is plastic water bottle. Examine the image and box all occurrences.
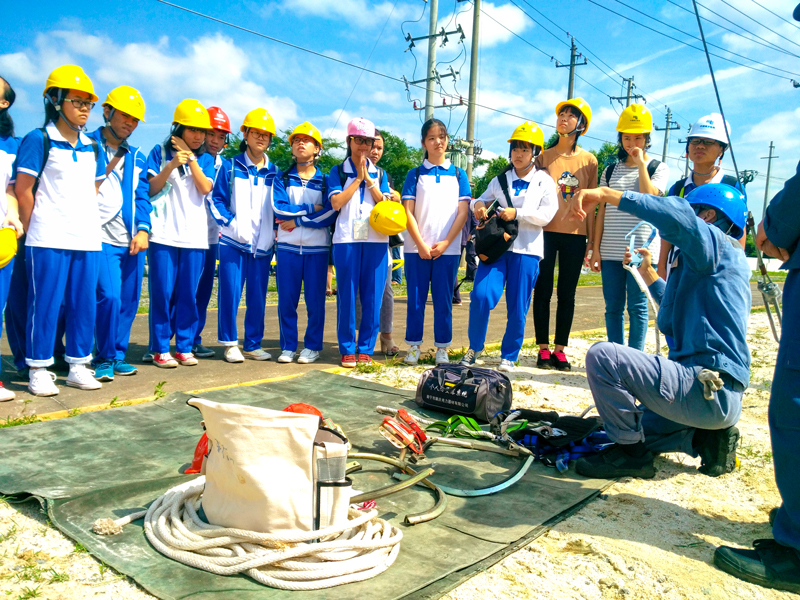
[581,249,593,275]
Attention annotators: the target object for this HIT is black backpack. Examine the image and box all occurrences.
[671,173,738,197]
[604,159,661,189]
[32,127,99,195]
[474,169,519,264]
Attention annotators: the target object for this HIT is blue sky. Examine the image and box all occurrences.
[2,0,797,220]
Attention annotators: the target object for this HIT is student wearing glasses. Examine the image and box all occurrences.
[13,65,106,396]
[209,109,279,363]
[328,118,391,368]
[145,99,215,369]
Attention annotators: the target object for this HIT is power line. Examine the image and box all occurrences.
[718,0,800,50]
[584,0,796,81]
[748,0,800,32]
[505,0,570,48]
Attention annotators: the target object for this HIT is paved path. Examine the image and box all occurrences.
[0,283,776,419]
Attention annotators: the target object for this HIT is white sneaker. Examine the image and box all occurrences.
[244,348,272,361]
[435,348,450,365]
[277,350,296,363]
[297,348,319,364]
[66,364,102,391]
[224,346,245,363]
[0,383,14,402]
[498,359,516,372]
[404,345,421,365]
[28,369,59,397]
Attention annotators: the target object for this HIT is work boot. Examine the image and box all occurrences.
[714,539,800,593]
[575,444,656,479]
[693,426,740,477]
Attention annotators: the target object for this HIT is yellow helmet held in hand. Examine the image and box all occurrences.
[370,200,407,236]
[616,104,652,134]
[103,86,146,122]
[173,99,211,129]
[0,228,17,269]
[555,97,592,135]
[43,65,98,102]
[508,121,544,147]
[289,121,323,148]
[241,108,276,135]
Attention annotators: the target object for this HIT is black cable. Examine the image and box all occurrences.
[478,7,552,60]
[401,0,428,39]
[506,0,570,48]
[718,0,800,50]
[584,0,795,81]
[748,0,800,32]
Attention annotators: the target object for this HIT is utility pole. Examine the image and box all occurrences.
[654,108,680,162]
[555,37,587,99]
[610,76,644,108]
[761,142,778,219]
[465,0,480,181]
[678,138,690,177]
[424,0,439,122]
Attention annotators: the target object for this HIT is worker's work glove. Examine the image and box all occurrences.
[697,369,724,400]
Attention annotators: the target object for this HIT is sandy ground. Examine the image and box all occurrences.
[0,312,788,599]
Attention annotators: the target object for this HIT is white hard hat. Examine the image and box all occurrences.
[687,113,731,146]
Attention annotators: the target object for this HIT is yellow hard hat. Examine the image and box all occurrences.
[508,121,544,147]
[616,104,652,134]
[370,201,407,236]
[240,108,276,135]
[289,121,323,148]
[103,86,146,122]
[555,97,592,135]
[173,99,212,129]
[0,228,17,269]
[42,65,98,102]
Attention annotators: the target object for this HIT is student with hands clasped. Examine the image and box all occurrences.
[401,118,470,366]
[329,118,391,368]
[460,121,558,373]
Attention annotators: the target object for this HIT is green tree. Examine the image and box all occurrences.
[374,130,424,190]
[745,231,757,257]
[545,132,559,148]
[589,141,619,185]
[221,130,344,174]
[472,156,509,199]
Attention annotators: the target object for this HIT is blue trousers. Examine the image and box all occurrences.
[404,253,459,348]
[194,243,218,346]
[26,247,100,367]
[96,243,145,361]
[148,242,204,355]
[277,250,327,352]
[333,242,387,355]
[217,243,272,352]
[601,260,648,351]
[468,252,540,361]
[586,341,743,452]
[769,270,800,551]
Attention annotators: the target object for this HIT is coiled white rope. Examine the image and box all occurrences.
[93,476,403,590]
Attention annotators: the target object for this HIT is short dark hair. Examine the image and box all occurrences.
[0,76,16,137]
[547,105,584,152]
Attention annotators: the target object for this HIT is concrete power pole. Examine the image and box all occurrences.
[610,76,643,108]
[654,108,680,161]
[626,76,634,106]
[465,0,480,181]
[761,142,778,219]
[555,37,587,100]
[424,0,439,122]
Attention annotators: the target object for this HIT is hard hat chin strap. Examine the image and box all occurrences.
[103,108,128,143]
[46,92,84,133]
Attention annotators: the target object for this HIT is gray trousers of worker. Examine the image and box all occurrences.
[585,342,744,455]
[356,264,394,334]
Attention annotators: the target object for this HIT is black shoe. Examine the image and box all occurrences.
[536,350,553,369]
[714,539,800,593]
[694,426,740,477]
[460,348,478,366]
[550,351,571,371]
[575,444,656,479]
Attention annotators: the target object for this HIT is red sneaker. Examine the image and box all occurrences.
[357,354,372,364]
[341,354,357,368]
[175,352,198,366]
[0,382,14,402]
[153,353,178,369]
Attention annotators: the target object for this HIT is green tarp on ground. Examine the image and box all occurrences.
[0,371,608,599]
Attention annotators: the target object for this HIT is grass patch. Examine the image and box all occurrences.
[47,569,68,584]
[154,381,167,400]
[353,360,384,374]
[0,416,40,429]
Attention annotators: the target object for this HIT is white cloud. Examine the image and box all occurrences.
[649,66,749,102]
[437,1,532,51]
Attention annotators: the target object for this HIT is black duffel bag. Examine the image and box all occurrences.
[415,364,513,423]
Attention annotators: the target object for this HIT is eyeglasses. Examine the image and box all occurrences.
[65,98,95,110]
[688,139,719,147]
[249,130,271,141]
[352,136,374,147]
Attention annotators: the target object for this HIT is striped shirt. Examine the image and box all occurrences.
[599,161,670,262]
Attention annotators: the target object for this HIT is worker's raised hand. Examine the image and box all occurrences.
[756,219,790,262]
[565,189,588,221]
[623,246,653,271]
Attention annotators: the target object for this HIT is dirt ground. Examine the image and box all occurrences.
[0,312,789,599]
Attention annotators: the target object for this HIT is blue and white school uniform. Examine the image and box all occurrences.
[195,153,223,347]
[90,128,151,364]
[401,159,471,348]
[0,135,20,369]
[209,152,278,351]
[273,166,336,353]
[15,124,105,367]
[146,144,215,354]
[468,167,558,360]
[329,158,391,355]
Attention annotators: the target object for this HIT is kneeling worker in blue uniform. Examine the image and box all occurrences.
[565,182,750,479]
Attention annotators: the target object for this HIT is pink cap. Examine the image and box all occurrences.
[347,117,376,138]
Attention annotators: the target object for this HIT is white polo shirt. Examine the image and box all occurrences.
[147,144,216,250]
[1,135,21,222]
[15,124,104,251]
[328,157,390,244]
[401,158,471,256]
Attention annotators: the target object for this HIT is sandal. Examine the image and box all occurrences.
[380,335,399,357]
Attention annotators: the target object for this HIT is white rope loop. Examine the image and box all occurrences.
[121,477,403,591]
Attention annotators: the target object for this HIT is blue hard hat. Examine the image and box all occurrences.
[685,183,747,238]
